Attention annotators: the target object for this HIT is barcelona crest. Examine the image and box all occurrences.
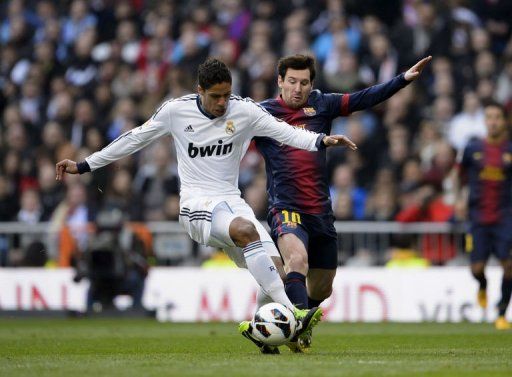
[303,107,316,116]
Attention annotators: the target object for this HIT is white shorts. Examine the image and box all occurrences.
[179,195,279,268]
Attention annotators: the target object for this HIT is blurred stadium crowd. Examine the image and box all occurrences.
[0,0,512,266]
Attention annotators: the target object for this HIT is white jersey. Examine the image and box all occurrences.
[85,94,323,200]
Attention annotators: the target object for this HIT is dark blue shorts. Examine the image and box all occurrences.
[267,208,338,269]
[468,219,512,263]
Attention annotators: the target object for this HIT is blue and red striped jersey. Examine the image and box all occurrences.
[256,73,409,214]
[459,138,512,224]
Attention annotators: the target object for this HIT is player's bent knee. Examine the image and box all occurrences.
[229,217,259,246]
[471,264,485,276]
[502,261,512,279]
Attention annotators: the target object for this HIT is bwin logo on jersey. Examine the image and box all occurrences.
[188,140,233,158]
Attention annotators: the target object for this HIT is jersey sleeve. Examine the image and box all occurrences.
[324,73,410,117]
[85,102,172,171]
[249,101,324,151]
[322,93,348,117]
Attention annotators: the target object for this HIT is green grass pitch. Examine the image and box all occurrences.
[1,319,511,376]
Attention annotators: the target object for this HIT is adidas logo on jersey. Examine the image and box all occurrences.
[184,125,194,132]
[188,141,233,158]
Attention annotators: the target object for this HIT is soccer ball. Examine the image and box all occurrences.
[251,303,297,346]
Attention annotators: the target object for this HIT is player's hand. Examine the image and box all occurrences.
[404,55,432,81]
[55,159,78,181]
[323,135,357,150]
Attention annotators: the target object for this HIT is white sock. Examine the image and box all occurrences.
[256,286,273,309]
[243,240,294,310]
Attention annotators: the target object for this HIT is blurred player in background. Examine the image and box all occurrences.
[55,57,357,352]
[455,101,512,330]
[254,54,431,348]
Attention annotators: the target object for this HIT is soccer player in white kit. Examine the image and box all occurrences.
[55,58,356,353]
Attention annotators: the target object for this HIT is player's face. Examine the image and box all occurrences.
[278,68,312,109]
[198,82,232,117]
[484,106,507,139]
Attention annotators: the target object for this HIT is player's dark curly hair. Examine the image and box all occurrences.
[277,54,316,82]
[197,58,232,90]
[483,99,507,117]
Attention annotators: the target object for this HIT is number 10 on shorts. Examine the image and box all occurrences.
[282,210,301,224]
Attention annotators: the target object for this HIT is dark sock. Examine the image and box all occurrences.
[498,277,512,316]
[285,272,307,309]
[308,296,323,309]
[472,271,487,290]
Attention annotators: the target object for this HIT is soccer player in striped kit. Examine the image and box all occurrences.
[455,101,512,330]
[255,54,431,348]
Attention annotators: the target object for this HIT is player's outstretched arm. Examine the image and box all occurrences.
[403,56,432,81]
[322,135,357,150]
[341,56,432,114]
[251,101,358,152]
[55,103,172,181]
[55,159,78,181]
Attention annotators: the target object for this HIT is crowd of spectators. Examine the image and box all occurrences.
[1,0,512,265]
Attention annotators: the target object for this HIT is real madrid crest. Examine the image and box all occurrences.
[225,120,235,135]
[303,107,316,116]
